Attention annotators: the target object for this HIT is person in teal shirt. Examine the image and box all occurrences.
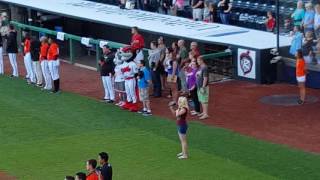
[291,0,305,26]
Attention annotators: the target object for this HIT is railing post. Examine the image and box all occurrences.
[96,44,101,71]
[69,38,74,64]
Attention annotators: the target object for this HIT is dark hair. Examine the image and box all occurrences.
[87,159,97,169]
[75,172,86,180]
[99,152,109,162]
[167,47,174,54]
[150,41,158,47]
[296,49,303,59]
[132,26,138,32]
[140,60,146,66]
[9,24,14,30]
[65,176,75,180]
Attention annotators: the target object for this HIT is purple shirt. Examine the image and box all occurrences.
[186,67,198,90]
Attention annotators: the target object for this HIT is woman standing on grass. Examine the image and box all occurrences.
[169,96,189,159]
[296,49,307,105]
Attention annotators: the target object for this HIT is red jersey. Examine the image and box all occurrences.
[39,43,49,61]
[86,172,99,180]
[131,33,144,51]
[296,58,306,77]
[47,42,59,61]
[266,18,276,31]
[24,38,31,54]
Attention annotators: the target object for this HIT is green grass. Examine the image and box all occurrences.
[0,76,320,180]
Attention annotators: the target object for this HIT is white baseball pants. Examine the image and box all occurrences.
[125,78,136,103]
[8,53,18,77]
[102,76,115,100]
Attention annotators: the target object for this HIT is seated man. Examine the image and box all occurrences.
[86,159,98,180]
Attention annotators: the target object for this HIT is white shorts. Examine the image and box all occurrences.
[297,76,306,83]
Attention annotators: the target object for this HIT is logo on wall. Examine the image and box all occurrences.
[237,48,256,79]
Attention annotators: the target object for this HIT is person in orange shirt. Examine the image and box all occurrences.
[296,49,307,105]
[22,32,36,84]
[39,36,52,91]
[86,159,99,180]
[47,37,60,93]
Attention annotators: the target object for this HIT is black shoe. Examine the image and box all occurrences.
[143,112,152,116]
[106,100,114,103]
[9,75,14,78]
[137,110,147,114]
[297,99,305,105]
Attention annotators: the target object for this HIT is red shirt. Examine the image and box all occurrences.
[296,58,306,77]
[24,38,31,54]
[86,172,99,180]
[131,33,144,51]
[177,107,188,126]
[47,42,59,61]
[266,18,276,31]
[39,43,49,61]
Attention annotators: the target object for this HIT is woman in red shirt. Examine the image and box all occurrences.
[296,49,307,104]
[169,96,189,159]
[266,11,276,32]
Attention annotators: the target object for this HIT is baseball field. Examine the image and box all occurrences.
[0,75,320,180]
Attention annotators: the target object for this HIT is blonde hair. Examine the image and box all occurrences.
[305,2,313,9]
[178,96,189,110]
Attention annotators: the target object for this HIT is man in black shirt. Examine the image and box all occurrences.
[30,37,43,86]
[192,0,204,20]
[100,45,115,103]
[6,25,18,77]
[97,152,112,180]
[0,31,3,75]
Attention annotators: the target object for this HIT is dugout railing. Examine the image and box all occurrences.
[10,21,232,81]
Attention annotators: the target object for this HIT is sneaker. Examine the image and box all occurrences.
[138,110,147,114]
[199,114,209,120]
[297,99,305,105]
[190,111,199,116]
[176,152,183,157]
[143,112,152,116]
[178,155,188,159]
[106,100,114,103]
[197,113,204,117]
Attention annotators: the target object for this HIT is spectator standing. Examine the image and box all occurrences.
[295,49,307,105]
[290,26,303,56]
[0,31,3,75]
[158,36,167,90]
[291,1,305,27]
[144,0,160,12]
[75,172,86,180]
[160,0,172,14]
[97,152,113,180]
[39,36,52,91]
[114,51,126,106]
[187,52,201,116]
[169,96,189,159]
[208,3,216,23]
[137,60,152,116]
[30,36,43,87]
[148,41,162,97]
[177,40,188,95]
[6,24,18,77]
[314,4,320,38]
[217,0,232,24]
[86,159,99,180]
[190,42,200,58]
[302,2,315,33]
[172,0,184,16]
[203,1,210,22]
[302,31,315,64]
[131,27,145,57]
[266,11,276,32]
[196,56,209,120]
[166,47,179,104]
[100,45,115,103]
[191,0,204,21]
[47,38,60,93]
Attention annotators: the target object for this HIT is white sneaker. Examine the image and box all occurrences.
[176,152,183,157]
[178,155,188,159]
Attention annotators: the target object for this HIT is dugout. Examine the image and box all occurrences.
[0,0,292,84]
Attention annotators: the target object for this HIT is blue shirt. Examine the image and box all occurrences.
[290,32,303,56]
[293,9,305,26]
[303,10,315,29]
[138,67,151,88]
